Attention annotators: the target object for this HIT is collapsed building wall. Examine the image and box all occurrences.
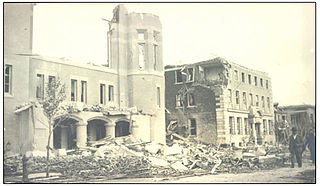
[165,57,276,147]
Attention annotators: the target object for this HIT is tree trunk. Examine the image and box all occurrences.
[46,120,52,178]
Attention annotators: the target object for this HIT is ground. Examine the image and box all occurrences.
[4,160,315,183]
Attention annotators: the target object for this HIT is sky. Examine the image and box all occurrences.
[32,3,315,106]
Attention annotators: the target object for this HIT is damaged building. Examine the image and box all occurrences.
[165,58,275,147]
[4,4,165,154]
[273,103,315,144]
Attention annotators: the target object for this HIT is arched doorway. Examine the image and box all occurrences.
[87,119,106,142]
[115,120,130,137]
[53,118,79,150]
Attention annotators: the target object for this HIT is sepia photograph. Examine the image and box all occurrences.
[3,2,316,183]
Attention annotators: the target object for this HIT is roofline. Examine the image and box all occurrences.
[165,57,269,76]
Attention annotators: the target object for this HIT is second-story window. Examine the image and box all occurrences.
[234,70,238,80]
[175,70,183,83]
[254,76,257,86]
[228,89,232,104]
[256,95,259,107]
[108,85,114,102]
[36,74,44,99]
[266,80,269,89]
[71,79,77,101]
[249,93,253,106]
[260,78,263,87]
[176,94,183,107]
[248,74,251,84]
[262,96,265,108]
[267,97,270,109]
[235,91,239,104]
[243,92,247,106]
[100,84,106,104]
[187,68,194,82]
[241,72,245,83]
[81,81,87,103]
[187,93,195,106]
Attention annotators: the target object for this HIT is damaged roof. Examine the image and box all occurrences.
[165,57,268,76]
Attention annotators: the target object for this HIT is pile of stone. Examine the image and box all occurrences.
[4,136,290,180]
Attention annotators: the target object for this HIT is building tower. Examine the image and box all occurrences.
[108,5,165,143]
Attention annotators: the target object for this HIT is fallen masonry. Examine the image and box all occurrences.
[4,136,292,181]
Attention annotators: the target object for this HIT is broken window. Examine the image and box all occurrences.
[4,65,12,94]
[256,95,259,107]
[243,92,247,106]
[187,93,195,106]
[234,70,238,80]
[235,91,239,104]
[254,76,257,86]
[260,78,263,87]
[189,118,197,136]
[241,72,245,83]
[100,84,106,104]
[248,74,251,84]
[187,68,194,82]
[263,119,267,135]
[36,74,44,99]
[81,81,87,103]
[266,80,269,89]
[261,96,265,108]
[71,79,77,101]
[229,116,235,135]
[267,97,270,109]
[237,117,242,135]
[244,118,248,135]
[153,45,158,70]
[157,87,161,107]
[138,43,145,70]
[249,93,253,106]
[108,85,114,102]
[175,70,183,83]
[176,94,183,107]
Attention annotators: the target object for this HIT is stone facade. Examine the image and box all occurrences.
[165,57,276,147]
[4,4,166,154]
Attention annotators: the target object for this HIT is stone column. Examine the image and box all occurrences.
[60,126,68,149]
[105,122,116,138]
[76,122,87,147]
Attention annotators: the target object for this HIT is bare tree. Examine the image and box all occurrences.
[38,77,66,178]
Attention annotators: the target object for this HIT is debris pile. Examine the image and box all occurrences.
[4,136,291,179]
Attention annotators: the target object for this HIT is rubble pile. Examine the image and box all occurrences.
[4,136,291,179]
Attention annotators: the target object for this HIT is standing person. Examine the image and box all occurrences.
[305,129,315,164]
[289,127,304,168]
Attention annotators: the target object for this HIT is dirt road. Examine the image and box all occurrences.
[5,160,315,183]
[97,161,315,183]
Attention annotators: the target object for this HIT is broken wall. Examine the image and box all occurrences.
[165,68,217,144]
